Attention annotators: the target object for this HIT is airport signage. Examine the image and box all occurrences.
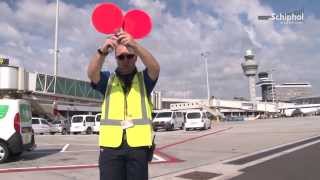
[258,9,304,24]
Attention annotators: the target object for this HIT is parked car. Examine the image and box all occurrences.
[93,113,101,134]
[70,115,95,134]
[48,121,59,135]
[32,117,51,135]
[0,99,35,163]
[152,111,184,131]
[185,110,212,131]
[51,119,70,135]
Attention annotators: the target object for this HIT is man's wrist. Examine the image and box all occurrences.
[97,48,108,56]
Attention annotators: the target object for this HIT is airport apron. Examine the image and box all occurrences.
[99,71,153,148]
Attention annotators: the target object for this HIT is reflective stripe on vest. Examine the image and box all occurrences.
[99,71,152,147]
[100,118,151,126]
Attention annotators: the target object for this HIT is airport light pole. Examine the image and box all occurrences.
[53,0,60,120]
[53,0,60,94]
[201,52,211,101]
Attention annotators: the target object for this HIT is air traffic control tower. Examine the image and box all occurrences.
[241,49,258,102]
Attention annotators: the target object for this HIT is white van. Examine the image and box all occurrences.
[185,110,212,131]
[93,113,101,134]
[152,111,184,131]
[0,99,35,163]
[70,115,95,134]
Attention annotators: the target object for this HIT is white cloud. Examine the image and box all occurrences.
[128,0,166,19]
[0,22,22,41]
[244,26,263,48]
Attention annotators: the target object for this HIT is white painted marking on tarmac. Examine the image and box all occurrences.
[240,139,320,169]
[60,144,70,152]
[214,136,320,180]
[223,134,320,164]
[153,154,166,162]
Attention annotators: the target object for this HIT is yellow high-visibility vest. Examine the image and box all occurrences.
[99,71,153,147]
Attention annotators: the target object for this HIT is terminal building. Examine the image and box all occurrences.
[257,72,312,102]
[275,83,312,102]
[290,96,320,105]
[256,72,275,102]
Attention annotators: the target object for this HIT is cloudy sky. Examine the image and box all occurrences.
[1,0,319,99]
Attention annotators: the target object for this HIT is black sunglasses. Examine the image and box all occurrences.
[116,54,136,61]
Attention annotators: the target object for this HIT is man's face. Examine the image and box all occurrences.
[115,45,137,74]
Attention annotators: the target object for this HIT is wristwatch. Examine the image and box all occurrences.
[97,48,108,56]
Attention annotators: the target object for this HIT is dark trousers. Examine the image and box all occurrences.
[99,139,149,180]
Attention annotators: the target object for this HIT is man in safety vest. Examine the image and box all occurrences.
[87,30,160,180]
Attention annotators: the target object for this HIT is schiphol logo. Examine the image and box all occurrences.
[258,9,304,24]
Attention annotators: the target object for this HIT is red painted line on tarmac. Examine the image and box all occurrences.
[0,164,98,173]
[157,127,233,150]
[0,152,179,173]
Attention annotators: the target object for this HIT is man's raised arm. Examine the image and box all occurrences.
[87,35,118,84]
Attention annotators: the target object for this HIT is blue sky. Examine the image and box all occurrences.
[262,0,319,17]
[0,0,319,99]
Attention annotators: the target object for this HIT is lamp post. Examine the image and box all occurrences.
[53,0,60,120]
[53,0,60,94]
[201,52,210,101]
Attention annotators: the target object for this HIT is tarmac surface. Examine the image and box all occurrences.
[0,116,319,179]
[231,141,320,180]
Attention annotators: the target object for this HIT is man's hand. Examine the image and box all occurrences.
[117,30,138,49]
[100,35,118,53]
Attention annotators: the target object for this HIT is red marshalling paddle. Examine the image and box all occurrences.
[123,9,152,39]
[92,3,152,39]
[91,3,123,34]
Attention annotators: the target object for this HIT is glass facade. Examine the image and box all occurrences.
[274,84,312,102]
[35,73,102,100]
